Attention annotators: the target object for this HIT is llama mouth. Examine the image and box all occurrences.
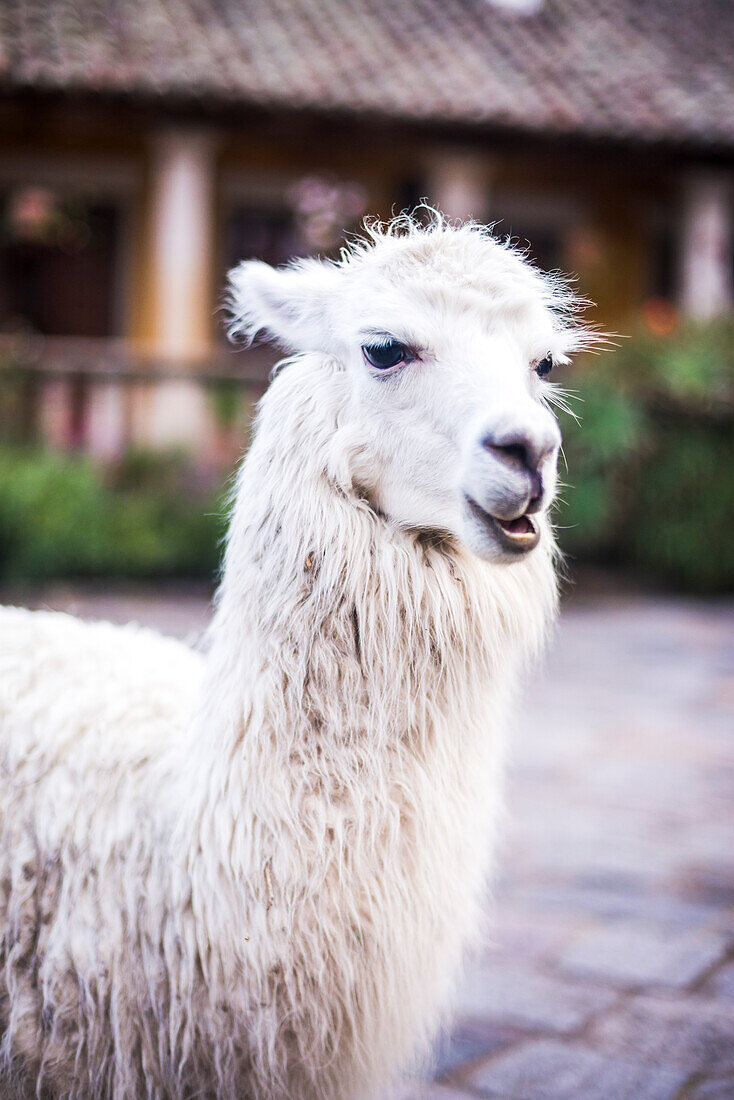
[464,495,540,554]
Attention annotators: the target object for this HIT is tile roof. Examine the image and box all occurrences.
[1,0,733,148]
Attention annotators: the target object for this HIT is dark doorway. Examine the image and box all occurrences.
[0,192,120,337]
[0,189,122,445]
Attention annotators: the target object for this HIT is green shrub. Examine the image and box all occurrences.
[2,318,733,594]
[556,318,734,593]
[0,447,227,583]
[624,419,734,592]
[610,316,734,408]
[0,448,112,580]
[556,376,647,555]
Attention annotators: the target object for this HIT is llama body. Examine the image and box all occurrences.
[0,217,588,1098]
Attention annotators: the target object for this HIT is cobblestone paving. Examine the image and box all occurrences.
[7,584,734,1100]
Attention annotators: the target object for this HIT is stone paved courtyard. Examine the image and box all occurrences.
[6,582,734,1100]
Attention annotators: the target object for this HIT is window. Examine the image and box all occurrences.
[0,189,121,337]
[223,207,300,272]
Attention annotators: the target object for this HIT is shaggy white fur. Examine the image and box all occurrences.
[0,214,590,1099]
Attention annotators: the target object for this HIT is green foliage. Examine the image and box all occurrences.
[625,420,734,592]
[1,318,733,593]
[608,317,734,407]
[557,377,646,553]
[556,318,734,593]
[209,382,243,430]
[0,447,227,583]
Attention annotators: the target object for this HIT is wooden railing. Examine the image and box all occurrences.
[0,336,273,464]
[0,335,274,385]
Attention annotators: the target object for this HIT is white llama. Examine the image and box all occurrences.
[0,214,590,1100]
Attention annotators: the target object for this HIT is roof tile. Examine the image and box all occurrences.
[1,0,733,147]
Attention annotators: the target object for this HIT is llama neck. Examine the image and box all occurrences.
[196,354,555,769]
[183,354,557,994]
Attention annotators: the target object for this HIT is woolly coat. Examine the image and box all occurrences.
[0,353,557,1099]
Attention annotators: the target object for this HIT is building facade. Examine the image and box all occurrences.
[1,0,732,462]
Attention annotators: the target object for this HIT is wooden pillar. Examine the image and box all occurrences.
[137,129,219,451]
[680,174,733,318]
[423,151,493,221]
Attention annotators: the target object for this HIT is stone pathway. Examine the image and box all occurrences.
[5,583,734,1099]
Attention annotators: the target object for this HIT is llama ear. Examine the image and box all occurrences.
[227,258,341,353]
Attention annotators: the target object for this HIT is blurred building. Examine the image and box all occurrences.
[0,0,733,459]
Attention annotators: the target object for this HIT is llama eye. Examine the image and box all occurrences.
[535,354,554,378]
[362,341,410,370]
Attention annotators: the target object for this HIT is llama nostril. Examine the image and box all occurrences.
[479,433,537,477]
[482,437,530,470]
[501,442,529,468]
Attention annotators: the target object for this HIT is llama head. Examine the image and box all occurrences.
[228,213,593,563]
